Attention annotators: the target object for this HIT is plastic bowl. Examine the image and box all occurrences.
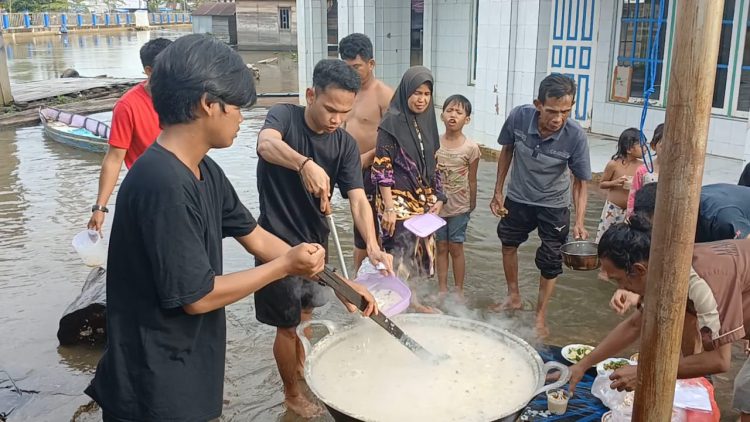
[355,273,412,317]
[403,213,446,238]
[72,229,107,267]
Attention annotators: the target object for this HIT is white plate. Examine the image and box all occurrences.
[596,357,636,376]
[561,343,595,364]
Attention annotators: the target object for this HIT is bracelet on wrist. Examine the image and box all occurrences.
[384,207,395,214]
[298,157,312,172]
[91,204,109,213]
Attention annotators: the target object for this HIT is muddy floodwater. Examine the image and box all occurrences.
[0,30,746,421]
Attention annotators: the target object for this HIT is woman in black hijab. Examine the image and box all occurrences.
[372,66,446,308]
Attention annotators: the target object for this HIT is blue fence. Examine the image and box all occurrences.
[1,12,191,30]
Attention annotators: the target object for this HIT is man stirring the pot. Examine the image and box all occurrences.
[255,59,393,418]
[489,74,591,337]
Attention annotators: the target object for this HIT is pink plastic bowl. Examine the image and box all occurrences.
[355,273,412,317]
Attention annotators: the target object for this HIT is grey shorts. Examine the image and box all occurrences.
[254,276,330,328]
[734,357,750,413]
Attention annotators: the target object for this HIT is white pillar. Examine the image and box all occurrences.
[296,0,328,104]
[0,36,13,106]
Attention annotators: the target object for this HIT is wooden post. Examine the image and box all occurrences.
[0,35,13,106]
[632,1,724,420]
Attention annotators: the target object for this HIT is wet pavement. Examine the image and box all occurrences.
[0,29,745,421]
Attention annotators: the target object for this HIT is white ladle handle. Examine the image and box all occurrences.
[534,361,571,396]
[296,319,337,356]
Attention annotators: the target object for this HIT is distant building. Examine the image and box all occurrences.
[235,0,296,50]
[192,2,237,45]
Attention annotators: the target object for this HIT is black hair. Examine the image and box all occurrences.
[651,123,664,149]
[313,59,361,94]
[149,34,256,126]
[598,214,652,274]
[139,37,172,69]
[442,94,472,116]
[612,127,641,162]
[537,73,577,103]
[633,182,658,219]
[339,33,374,61]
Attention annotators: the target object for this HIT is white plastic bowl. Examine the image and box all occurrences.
[72,229,107,267]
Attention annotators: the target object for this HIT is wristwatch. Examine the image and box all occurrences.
[91,204,109,213]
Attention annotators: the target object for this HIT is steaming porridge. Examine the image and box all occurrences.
[372,289,403,310]
[307,320,537,421]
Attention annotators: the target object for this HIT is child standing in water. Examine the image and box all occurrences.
[626,123,663,215]
[596,128,643,243]
[435,95,480,300]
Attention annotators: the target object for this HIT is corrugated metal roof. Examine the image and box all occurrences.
[193,2,236,16]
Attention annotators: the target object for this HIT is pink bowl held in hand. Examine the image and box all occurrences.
[355,273,412,317]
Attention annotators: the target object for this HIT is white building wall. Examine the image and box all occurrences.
[296,0,328,104]
[302,0,750,163]
[373,1,411,88]
[590,0,750,161]
[427,0,474,106]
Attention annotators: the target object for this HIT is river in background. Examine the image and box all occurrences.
[0,29,745,421]
[3,29,298,93]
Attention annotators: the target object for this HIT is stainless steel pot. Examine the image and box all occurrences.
[297,314,570,422]
[561,240,600,270]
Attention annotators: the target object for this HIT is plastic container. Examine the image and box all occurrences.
[72,229,107,267]
[547,388,569,415]
[403,213,446,238]
[355,273,411,317]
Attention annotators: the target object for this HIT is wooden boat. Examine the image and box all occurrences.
[39,107,110,153]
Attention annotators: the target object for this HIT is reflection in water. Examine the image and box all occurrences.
[4,29,299,94]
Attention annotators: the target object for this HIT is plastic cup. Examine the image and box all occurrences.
[547,388,569,415]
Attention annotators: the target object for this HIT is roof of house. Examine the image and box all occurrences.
[192,2,236,16]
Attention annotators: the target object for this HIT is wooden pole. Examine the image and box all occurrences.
[0,35,13,106]
[632,1,724,420]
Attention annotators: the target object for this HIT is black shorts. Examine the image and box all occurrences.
[354,167,379,250]
[254,260,330,328]
[497,198,570,279]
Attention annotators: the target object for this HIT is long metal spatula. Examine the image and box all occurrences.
[318,265,447,363]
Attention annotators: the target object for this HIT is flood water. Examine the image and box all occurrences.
[3,29,298,93]
[0,30,746,421]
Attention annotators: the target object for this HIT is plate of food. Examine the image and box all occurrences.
[596,358,635,375]
[561,344,594,364]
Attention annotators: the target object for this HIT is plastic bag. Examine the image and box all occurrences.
[592,374,719,421]
[356,258,380,279]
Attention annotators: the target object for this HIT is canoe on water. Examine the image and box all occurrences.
[39,107,110,153]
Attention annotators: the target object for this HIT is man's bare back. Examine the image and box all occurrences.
[345,79,394,168]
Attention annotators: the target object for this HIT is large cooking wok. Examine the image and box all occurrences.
[297,314,570,421]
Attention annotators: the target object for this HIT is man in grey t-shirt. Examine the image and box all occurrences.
[489,74,592,337]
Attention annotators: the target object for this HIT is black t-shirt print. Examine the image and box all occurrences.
[257,104,363,245]
[85,142,257,422]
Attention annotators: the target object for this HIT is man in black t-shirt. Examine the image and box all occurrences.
[84,35,376,422]
[256,59,393,417]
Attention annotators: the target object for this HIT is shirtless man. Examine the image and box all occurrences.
[339,33,395,271]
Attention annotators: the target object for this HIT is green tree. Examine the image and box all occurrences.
[102,0,123,11]
[67,0,89,12]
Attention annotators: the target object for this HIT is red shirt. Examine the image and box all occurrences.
[108,82,161,169]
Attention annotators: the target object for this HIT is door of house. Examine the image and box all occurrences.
[548,0,600,128]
